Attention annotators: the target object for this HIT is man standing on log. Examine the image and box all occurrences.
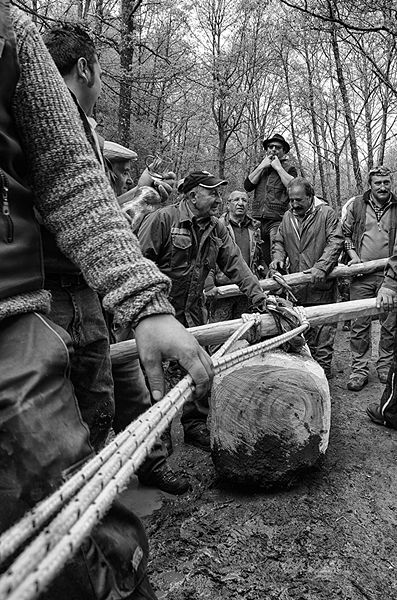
[269,177,343,378]
[244,133,298,265]
[343,166,397,392]
[138,171,267,452]
[204,189,266,322]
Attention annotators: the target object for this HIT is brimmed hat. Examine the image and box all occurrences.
[181,171,228,194]
[103,141,138,162]
[262,133,290,153]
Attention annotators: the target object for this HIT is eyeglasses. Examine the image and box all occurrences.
[268,144,283,150]
[368,166,391,177]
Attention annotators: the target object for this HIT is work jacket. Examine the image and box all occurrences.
[205,212,265,288]
[342,190,397,258]
[244,158,298,221]
[138,199,264,326]
[273,199,343,305]
[0,4,43,299]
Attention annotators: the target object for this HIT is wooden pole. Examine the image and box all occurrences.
[110,297,386,364]
[216,258,388,298]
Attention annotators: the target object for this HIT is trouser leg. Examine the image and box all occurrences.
[0,312,157,599]
[304,323,336,375]
[163,361,208,435]
[48,282,114,451]
[112,358,167,477]
[261,220,281,266]
[349,275,377,377]
[0,312,93,530]
[379,338,397,428]
[377,304,397,374]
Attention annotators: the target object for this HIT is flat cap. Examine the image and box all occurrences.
[103,141,138,162]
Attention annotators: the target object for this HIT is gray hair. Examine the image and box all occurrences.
[288,177,314,198]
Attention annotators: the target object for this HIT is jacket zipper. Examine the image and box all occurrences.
[0,168,14,243]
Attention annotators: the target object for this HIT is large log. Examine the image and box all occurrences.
[110,298,385,364]
[209,350,331,488]
[216,258,388,298]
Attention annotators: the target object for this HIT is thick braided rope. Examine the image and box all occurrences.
[0,378,191,598]
[2,384,192,600]
[0,411,163,563]
[0,391,183,564]
[0,312,309,600]
[212,313,262,360]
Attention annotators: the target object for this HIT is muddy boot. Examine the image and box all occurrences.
[161,423,173,456]
[342,320,351,331]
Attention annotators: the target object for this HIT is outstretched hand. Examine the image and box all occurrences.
[376,286,397,312]
[134,314,214,402]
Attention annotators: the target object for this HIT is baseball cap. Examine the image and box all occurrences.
[181,171,228,194]
[103,141,138,162]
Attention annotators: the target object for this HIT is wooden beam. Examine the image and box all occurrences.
[110,297,386,364]
[216,258,388,298]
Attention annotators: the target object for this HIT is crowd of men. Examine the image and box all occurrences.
[2,4,397,599]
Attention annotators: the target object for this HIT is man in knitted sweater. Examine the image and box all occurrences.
[0,3,212,598]
[43,23,190,494]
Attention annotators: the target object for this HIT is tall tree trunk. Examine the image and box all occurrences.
[361,60,374,171]
[377,88,390,166]
[118,0,142,146]
[32,0,37,23]
[303,43,328,202]
[332,88,341,210]
[281,52,304,176]
[328,12,363,193]
[94,0,103,36]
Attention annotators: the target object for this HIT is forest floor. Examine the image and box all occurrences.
[132,322,397,600]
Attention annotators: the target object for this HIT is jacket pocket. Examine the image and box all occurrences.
[171,231,192,269]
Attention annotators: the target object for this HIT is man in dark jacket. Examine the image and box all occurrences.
[270,177,343,378]
[244,133,298,264]
[205,189,266,322]
[138,171,267,451]
[343,165,397,391]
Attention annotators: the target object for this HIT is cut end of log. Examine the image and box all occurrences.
[209,351,330,489]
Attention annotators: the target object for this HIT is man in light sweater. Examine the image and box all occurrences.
[343,166,397,391]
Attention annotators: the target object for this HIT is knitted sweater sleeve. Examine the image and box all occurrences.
[11,10,174,327]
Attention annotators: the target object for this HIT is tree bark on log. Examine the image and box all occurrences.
[216,258,387,298]
[110,297,386,364]
[209,350,331,488]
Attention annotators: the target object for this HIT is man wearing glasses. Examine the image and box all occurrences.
[244,133,298,265]
[343,166,397,391]
[205,190,266,322]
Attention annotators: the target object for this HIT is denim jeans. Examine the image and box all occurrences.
[112,356,167,476]
[46,276,114,451]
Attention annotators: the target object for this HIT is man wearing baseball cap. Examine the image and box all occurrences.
[244,133,298,265]
[138,170,267,452]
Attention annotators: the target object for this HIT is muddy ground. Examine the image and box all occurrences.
[139,322,397,600]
